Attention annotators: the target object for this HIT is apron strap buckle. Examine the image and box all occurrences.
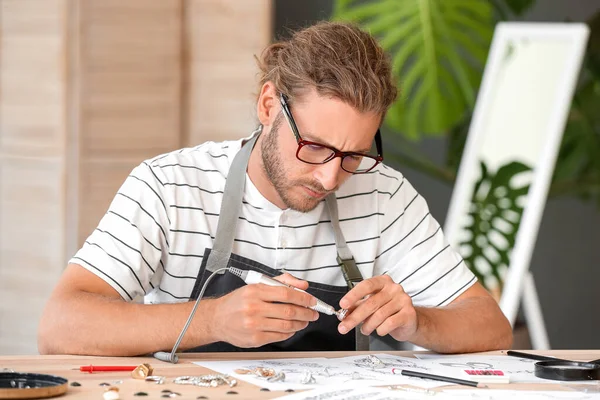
[337,255,363,290]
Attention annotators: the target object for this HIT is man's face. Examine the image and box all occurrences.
[261,89,380,212]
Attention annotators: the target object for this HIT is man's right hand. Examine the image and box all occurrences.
[211,274,319,348]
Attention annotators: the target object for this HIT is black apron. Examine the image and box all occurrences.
[186,129,367,352]
[188,250,354,352]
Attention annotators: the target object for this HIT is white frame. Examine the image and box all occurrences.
[444,23,589,335]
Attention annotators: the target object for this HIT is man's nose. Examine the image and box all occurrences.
[314,158,345,191]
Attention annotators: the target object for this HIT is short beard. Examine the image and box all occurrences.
[261,113,327,212]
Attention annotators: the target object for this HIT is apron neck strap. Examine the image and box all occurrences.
[205,128,260,274]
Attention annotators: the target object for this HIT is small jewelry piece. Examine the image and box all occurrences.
[253,367,276,378]
[234,368,252,374]
[356,355,386,369]
[132,363,154,379]
[267,371,286,382]
[173,374,237,388]
[103,386,120,400]
[145,375,165,385]
[300,370,316,384]
[336,308,348,321]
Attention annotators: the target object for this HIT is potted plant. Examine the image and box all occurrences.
[333,0,600,294]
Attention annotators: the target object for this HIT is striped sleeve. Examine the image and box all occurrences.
[69,162,170,301]
[374,176,476,307]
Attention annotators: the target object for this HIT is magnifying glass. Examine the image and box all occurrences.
[507,350,600,381]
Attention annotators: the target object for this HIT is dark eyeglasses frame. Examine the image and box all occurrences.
[279,94,383,174]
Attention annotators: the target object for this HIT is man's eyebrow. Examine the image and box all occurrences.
[302,132,372,153]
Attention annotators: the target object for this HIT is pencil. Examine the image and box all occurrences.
[401,369,488,388]
[505,350,562,362]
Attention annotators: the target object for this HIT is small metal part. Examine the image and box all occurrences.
[285,389,295,392]
[196,397,209,399]
[336,308,348,321]
[173,374,235,388]
[132,363,154,379]
[226,391,238,395]
[267,371,285,382]
[260,388,270,391]
[355,355,386,369]
[112,380,123,385]
[145,375,165,384]
[234,368,252,374]
[300,370,316,384]
[134,392,149,396]
[103,388,120,400]
[70,381,82,387]
[99,382,111,387]
[173,376,195,385]
[253,367,276,378]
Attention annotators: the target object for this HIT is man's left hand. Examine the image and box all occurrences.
[337,275,418,341]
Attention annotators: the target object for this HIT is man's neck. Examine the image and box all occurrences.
[246,136,287,210]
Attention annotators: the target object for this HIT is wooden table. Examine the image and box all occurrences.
[2,350,599,399]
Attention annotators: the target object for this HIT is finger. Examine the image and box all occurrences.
[274,272,309,290]
[374,312,404,337]
[339,276,390,309]
[360,299,402,335]
[261,317,310,333]
[259,284,317,308]
[262,301,319,322]
[338,291,389,334]
[377,302,418,337]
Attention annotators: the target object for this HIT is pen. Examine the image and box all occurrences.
[79,365,138,373]
[401,369,488,388]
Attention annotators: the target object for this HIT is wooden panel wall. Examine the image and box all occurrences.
[187,0,272,144]
[76,0,184,245]
[0,0,69,355]
[0,0,272,355]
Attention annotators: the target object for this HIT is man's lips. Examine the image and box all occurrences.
[302,186,328,199]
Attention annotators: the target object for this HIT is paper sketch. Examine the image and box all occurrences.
[440,389,600,400]
[272,386,430,400]
[274,387,600,400]
[194,354,446,391]
[414,354,599,384]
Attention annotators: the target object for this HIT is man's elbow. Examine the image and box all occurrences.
[37,314,63,355]
[500,318,514,349]
[492,312,514,350]
[37,326,56,355]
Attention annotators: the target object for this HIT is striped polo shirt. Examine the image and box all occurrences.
[71,135,476,307]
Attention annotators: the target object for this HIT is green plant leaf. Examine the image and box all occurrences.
[333,0,494,139]
[459,161,531,291]
[502,0,536,16]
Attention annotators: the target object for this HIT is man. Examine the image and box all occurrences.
[38,21,512,356]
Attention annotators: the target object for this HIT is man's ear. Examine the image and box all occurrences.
[257,82,278,127]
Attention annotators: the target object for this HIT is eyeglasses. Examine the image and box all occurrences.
[279,94,383,174]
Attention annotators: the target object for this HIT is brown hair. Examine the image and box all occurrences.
[256,21,397,116]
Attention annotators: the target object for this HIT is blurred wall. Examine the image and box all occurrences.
[274,0,600,350]
[0,0,272,355]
